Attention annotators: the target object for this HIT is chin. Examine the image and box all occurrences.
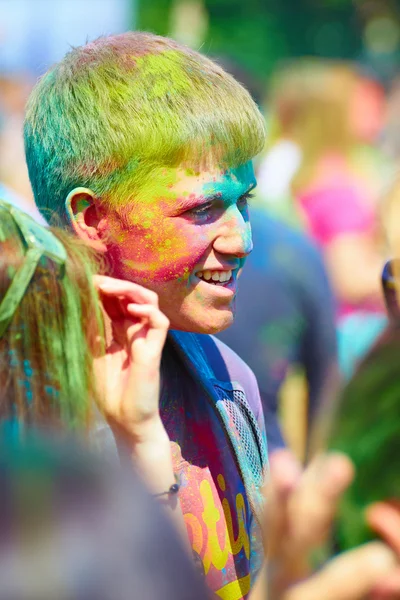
[172,309,235,335]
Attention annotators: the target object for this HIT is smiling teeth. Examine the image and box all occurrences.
[197,270,232,283]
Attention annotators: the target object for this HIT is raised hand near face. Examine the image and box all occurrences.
[93,275,188,540]
[93,275,169,446]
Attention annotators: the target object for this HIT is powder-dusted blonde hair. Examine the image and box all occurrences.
[24,32,266,224]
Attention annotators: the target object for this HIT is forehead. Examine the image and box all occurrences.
[135,161,256,208]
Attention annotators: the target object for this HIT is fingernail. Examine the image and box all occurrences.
[367,542,397,571]
[98,283,113,291]
[269,449,302,492]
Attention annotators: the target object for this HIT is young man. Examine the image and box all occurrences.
[24,32,270,599]
[23,33,400,600]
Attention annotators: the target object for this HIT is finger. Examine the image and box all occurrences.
[298,452,354,504]
[269,449,303,494]
[289,453,354,548]
[370,568,400,599]
[101,293,128,323]
[266,450,303,553]
[264,451,303,599]
[94,275,159,306]
[127,304,170,332]
[109,306,168,348]
[367,502,400,556]
[264,466,289,557]
[110,318,145,350]
[284,542,397,600]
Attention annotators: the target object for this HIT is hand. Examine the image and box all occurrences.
[366,502,400,599]
[258,449,398,600]
[93,275,170,445]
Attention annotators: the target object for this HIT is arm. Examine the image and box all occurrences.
[324,233,384,307]
[93,276,187,541]
[300,245,340,432]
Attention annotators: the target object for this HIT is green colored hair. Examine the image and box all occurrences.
[0,204,104,431]
[24,31,266,224]
[329,324,400,550]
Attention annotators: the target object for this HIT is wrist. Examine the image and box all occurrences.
[132,439,173,478]
[110,416,170,451]
[121,429,176,497]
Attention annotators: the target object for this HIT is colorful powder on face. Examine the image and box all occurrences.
[107,162,256,285]
[201,163,256,202]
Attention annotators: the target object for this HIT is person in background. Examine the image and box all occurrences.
[0,75,45,223]
[380,70,400,163]
[259,60,388,378]
[217,209,338,456]
[318,276,400,598]
[0,200,101,429]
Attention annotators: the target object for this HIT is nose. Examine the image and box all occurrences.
[212,206,253,258]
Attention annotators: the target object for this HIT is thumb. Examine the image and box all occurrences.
[284,542,397,600]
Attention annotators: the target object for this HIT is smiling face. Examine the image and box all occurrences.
[105,162,256,333]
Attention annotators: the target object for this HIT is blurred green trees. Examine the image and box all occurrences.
[136,0,361,80]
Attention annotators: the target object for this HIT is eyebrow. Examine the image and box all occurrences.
[173,193,221,212]
[174,181,257,213]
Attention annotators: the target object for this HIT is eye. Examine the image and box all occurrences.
[237,191,255,211]
[186,201,214,218]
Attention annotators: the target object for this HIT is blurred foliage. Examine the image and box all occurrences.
[137,0,362,82]
[138,0,174,36]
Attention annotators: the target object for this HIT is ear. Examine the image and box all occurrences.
[65,187,108,253]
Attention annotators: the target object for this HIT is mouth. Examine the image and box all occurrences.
[195,269,234,287]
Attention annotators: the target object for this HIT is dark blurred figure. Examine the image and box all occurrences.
[381,70,400,163]
[217,209,338,454]
[0,431,208,600]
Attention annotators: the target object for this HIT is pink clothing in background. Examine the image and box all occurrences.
[298,181,380,318]
[298,184,375,246]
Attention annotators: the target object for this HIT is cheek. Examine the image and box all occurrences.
[117,219,212,283]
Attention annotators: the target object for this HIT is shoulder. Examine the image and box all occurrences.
[194,333,262,414]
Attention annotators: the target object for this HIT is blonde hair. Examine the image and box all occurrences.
[24,32,266,224]
[267,60,358,193]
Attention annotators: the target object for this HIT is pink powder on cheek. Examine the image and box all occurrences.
[117,217,212,283]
